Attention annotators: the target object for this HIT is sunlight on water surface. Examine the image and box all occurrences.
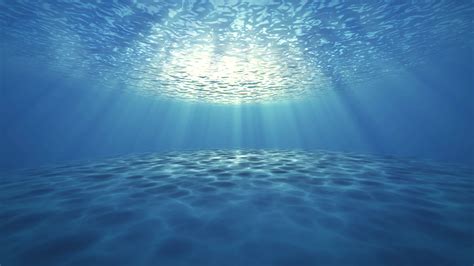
[1,0,472,103]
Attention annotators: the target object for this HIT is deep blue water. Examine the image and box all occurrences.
[1,150,473,266]
[1,1,473,265]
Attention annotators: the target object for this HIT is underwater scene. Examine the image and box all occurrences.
[1,1,473,266]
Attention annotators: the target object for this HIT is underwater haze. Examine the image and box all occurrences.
[1,1,473,266]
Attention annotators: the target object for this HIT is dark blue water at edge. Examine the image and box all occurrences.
[1,150,472,266]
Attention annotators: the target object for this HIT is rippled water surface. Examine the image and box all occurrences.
[1,1,472,103]
[1,150,472,266]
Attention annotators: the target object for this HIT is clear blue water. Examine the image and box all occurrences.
[1,150,473,266]
[1,1,473,265]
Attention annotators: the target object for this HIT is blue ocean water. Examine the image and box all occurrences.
[1,150,473,266]
[1,1,473,265]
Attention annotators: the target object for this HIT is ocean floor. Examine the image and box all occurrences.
[0,150,473,266]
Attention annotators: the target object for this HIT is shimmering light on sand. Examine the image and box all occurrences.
[1,150,473,265]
